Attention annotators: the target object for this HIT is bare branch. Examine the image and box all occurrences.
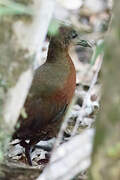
[71,53,103,136]
[37,129,94,180]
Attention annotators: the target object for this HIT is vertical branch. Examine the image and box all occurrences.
[0,0,55,165]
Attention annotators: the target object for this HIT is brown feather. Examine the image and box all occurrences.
[13,26,76,165]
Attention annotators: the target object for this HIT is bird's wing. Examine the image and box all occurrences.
[13,96,68,139]
[51,104,67,122]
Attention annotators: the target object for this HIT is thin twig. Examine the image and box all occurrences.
[71,53,103,136]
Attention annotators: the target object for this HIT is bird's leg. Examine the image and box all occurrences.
[20,140,32,166]
[29,138,51,165]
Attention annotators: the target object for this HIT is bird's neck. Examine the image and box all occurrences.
[47,38,68,63]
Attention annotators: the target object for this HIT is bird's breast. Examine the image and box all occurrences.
[48,53,76,104]
[28,51,76,111]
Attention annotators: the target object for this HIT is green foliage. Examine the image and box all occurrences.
[0,131,10,162]
[21,107,28,119]
[0,79,5,123]
[0,78,7,90]
[90,40,104,66]
[0,151,3,162]
[107,143,120,158]
[0,0,32,16]
[48,19,61,36]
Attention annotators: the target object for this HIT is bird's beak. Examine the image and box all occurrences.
[76,39,92,48]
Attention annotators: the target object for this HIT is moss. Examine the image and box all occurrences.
[89,2,120,179]
[107,142,120,159]
[14,0,33,6]
[0,131,10,162]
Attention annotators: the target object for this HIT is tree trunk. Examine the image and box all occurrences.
[89,1,120,179]
[0,0,55,178]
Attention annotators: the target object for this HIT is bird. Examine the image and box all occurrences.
[12,26,91,165]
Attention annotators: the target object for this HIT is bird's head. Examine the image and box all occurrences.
[54,26,92,49]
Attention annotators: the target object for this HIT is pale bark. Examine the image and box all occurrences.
[0,0,55,177]
[38,129,94,180]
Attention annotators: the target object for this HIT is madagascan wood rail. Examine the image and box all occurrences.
[12,26,91,166]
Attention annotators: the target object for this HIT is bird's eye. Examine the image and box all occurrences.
[71,31,78,39]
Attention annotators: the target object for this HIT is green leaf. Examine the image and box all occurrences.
[20,107,28,119]
[48,19,60,36]
[0,1,33,16]
[90,40,104,66]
